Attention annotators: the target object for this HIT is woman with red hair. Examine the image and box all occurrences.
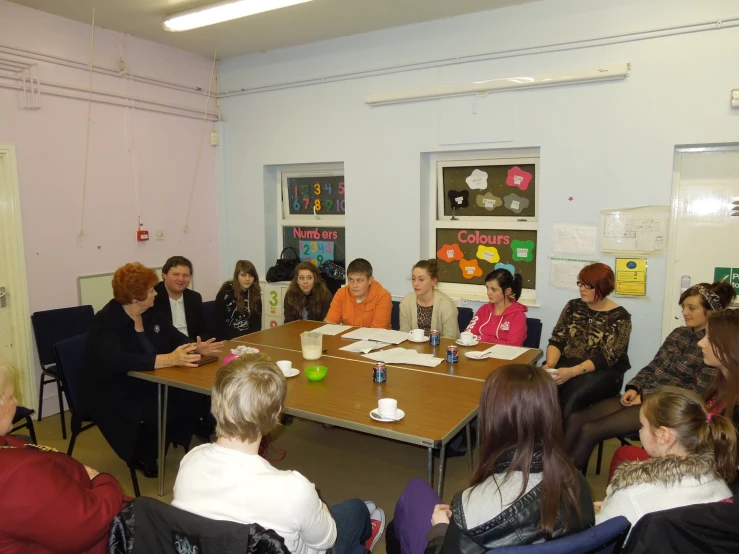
[543,263,632,419]
[81,263,222,478]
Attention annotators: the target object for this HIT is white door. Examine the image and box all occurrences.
[662,145,739,338]
[0,145,35,407]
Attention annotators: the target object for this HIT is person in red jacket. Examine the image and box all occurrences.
[0,358,126,554]
[324,258,392,329]
[464,268,528,346]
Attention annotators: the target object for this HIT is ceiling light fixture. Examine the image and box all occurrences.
[163,0,315,32]
[365,63,631,105]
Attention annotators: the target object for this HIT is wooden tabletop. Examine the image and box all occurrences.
[232,320,543,382]
[130,340,481,447]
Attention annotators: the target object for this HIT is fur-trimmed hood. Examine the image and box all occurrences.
[608,452,719,493]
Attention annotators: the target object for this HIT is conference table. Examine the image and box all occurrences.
[130,320,542,497]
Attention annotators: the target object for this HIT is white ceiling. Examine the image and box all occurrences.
[7,0,540,59]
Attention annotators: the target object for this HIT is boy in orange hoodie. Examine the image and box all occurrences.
[325,258,392,329]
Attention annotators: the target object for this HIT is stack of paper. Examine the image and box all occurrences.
[342,328,409,345]
[338,340,390,354]
[480,344,531,360]
[311,324,352,335]
[362,348,444,367]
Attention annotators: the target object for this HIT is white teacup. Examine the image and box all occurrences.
[460,331,474,345]
[409,329,425,341]
[378,398,398,419]
[276,360,293,374]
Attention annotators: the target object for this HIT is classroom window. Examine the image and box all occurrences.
[278,164,346,273]
[429,150,539,303]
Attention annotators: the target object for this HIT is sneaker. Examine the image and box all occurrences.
[364,501,376,514]
[365,508,386,551]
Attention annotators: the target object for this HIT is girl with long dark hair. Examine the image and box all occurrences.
[283,262,333,323]
[214,260,263,340]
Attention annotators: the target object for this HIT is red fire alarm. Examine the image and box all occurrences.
[137,229,149,241]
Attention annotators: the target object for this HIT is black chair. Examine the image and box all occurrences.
[10,406,37,444]
[391,300,400,330]
[53,334,141,497]
[457,307,474,331]
[523,317,543,348]
[31,305,94,438]
[202,300,216,334]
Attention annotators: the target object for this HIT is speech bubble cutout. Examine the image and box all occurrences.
[506,166,533,191]
[476,192,503,211]
[459,258,483,279]
[503,193,530,214]
[511,240,535,262]
[437,243,464,263]
[447,189,470,209]
[495,262,516,274]
[466,169,488,191]
[476,245,500,264]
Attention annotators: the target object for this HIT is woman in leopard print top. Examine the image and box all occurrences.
[543,263,632,419]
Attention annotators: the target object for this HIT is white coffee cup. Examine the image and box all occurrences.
[460,331,474,345]
[409,329,425,341]
[378,398,398,419]
[276,360,292,374]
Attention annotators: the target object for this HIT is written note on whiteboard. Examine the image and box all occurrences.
[600,206,670,255]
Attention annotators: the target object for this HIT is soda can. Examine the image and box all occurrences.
[373,362,387,383]
[429,330,441,346]
[446,346,459,364]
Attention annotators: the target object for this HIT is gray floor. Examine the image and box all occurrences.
[29,412,626,554]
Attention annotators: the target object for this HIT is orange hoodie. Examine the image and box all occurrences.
[324,280,392,329]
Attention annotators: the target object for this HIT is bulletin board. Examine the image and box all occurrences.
[282,226,346,267]
[442,164,536,218]
[77,267,184,313]
[286,176,345,215]
[436,229,537,287]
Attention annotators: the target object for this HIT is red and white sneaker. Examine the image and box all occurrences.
[365,508,386,551]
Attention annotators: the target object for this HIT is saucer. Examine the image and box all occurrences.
[464,351,489,360]
[370,409,405,422]
[455,339,479,347]
[407,336,429,343]
[281,368,300,378]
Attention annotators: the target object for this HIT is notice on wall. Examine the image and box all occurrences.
[615,258,647,296]
[600,206,670,255]
[552,223,597,256]
[714,267,739,295]
[550,257,595,291]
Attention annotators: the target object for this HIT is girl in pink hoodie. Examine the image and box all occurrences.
[465,269,528,346]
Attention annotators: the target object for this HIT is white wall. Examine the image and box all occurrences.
[218,0,739,383]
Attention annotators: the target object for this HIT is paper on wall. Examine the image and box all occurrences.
[550,257,595,291]
[600,206,670,255]
[552,224,597,256]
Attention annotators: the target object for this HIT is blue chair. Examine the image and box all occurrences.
[31,305,94,438]
[391,300,400,330]
[489,516,631,554]
[202,300,216,334]
[523,317,543,349]
[10,406,37,444]
[457,307,474,331]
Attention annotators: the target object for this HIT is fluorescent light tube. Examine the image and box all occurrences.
[365,63,631,105]
[732,90,739,108]
[163,0,314,32]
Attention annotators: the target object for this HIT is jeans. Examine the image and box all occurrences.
[391,478,443,554]
[328,498,372,554]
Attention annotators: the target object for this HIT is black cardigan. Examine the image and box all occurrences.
[152,281,211,341]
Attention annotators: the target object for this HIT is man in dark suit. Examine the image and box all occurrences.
[154,256,211,341]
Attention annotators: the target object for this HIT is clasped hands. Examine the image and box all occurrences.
[171,336,225,367]
[541,361,577,386]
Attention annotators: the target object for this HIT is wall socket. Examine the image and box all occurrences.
[210,131,219,146]
[155,230,164,241]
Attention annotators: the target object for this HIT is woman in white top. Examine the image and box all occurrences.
[596,386,736,531]
[399,260,460,339]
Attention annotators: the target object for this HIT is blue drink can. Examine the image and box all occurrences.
[446,346,459,364]
[429,330,441,346]
[373,362,387,383]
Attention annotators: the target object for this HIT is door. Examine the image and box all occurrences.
[0,145,35,407]
[662,145,739,338]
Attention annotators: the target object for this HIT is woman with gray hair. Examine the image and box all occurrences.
[0,357,126,553]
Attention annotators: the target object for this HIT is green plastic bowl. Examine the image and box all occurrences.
[305,365,328,382]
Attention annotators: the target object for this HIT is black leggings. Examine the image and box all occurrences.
[558,368,623,420]
[565,396,641,470]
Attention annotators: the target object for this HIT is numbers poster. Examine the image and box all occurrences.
[287,176,345,215]
[283,226,346,269]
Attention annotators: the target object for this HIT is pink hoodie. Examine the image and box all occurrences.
[465,301,528,346]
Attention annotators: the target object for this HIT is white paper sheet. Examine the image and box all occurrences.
[342,328,409,345]
[362,348,444,367]
[552,224,597,255]
[550,258,594,291]
[481,344,531,360]
[338,340,390,354]
[600,206,669,254]
[311,324,353,336]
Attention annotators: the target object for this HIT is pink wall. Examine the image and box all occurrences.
[0,1,222,405]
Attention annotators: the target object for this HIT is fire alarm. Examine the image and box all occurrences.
[137,229,149,241]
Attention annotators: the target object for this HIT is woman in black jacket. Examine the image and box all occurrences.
[389,364,594,554]
[214,260,262,340]
[81,263,222,476]
[283,262,332,323]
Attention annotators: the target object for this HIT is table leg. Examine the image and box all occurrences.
[466,423,473,474]
[157,384,169,497]
[436,445,446,497]
[427,447,433,488]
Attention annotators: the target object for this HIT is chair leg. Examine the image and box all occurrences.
[55,378,67,439]
[129,465,141,497]
[37,377,46,421]
[25,415,37,445]
[67,431,78,456]
[596,441,604,475]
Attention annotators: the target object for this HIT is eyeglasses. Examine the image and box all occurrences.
[576,281,594,290]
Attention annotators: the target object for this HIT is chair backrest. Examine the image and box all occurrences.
[391,300,400,331]
[457,307,474,331]
[52,334,88,414]
[523,317,543,349]
[31,305,94,368]
[202,300,216,333]
[108,496,290,554]
[488,516,631,554]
